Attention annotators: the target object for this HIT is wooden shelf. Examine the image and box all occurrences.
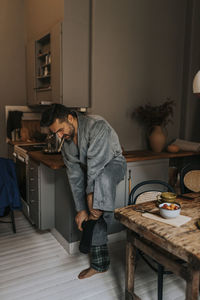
[37,75,51,79]
[37,52,50,58]
[41,63,51,68]
[35,86,52,92]
[35,33,51,92]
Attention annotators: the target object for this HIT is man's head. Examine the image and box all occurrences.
[41,104,77,141]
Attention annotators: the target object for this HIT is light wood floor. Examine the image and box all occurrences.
[0,211,197,300]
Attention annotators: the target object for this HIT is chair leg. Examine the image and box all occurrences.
[10,210,16,233]
[158,264,164,300]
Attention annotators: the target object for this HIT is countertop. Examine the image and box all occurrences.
[28,149,200,170]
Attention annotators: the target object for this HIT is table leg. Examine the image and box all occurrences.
[125,237,139,300]
[186,268,199,300]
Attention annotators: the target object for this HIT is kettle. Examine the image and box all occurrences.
[45,133,61,153]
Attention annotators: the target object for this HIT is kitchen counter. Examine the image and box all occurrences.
[29,151,64,169]
[123,149,200,162]
[29,149,200,169]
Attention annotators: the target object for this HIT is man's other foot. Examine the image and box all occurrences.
[78,267,107,279]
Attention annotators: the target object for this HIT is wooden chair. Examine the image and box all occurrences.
[180,163,200,194]
[0,158,21,233]
[128,180,175,300]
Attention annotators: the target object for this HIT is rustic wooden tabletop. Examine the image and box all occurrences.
[115,197,200,267]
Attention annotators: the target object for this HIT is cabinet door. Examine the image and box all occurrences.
[40,164,55,230]
[26,40,36,105]
[108,178,126,235]
[51,22,62,103]
[62,0,90,107]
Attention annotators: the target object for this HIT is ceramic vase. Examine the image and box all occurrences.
[148,125,166,153]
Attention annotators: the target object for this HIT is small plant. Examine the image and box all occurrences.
[132,99,175,128]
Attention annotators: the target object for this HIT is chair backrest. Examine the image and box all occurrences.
[128,180,175,205]
[180,163,200,194]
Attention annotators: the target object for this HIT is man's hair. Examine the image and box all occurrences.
[40,104,76,127]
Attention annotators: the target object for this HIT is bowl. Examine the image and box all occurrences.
[167,144,180,153]
[160,192,177,203]
[159,202,181,219]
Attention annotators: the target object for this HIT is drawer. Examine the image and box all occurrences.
[29,176,38,189]
[28,161,38,177]
[29,188,39,203]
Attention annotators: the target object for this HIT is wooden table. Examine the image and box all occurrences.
[115,197,200,300]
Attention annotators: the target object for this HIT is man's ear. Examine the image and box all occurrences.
[67,114,73,124]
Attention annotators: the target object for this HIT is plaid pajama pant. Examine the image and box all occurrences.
[90,244,110,272]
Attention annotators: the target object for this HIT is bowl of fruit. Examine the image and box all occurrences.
[159,202,181,219]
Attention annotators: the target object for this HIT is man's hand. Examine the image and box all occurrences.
[75,210,89,231]
[87,193,103,220]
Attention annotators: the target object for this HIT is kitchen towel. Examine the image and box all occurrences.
[7,111,23,139]
[142,212,191,227]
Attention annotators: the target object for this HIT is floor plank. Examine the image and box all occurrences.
[0,211,199,300]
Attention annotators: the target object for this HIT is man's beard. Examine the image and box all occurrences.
[64,123,75,143]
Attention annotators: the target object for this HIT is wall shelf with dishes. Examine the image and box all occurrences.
[35,33,52,93]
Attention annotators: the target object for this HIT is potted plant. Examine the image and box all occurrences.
[132,99,175,152]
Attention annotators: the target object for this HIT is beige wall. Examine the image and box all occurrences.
[0,0,26,157]
[24,0,189,150]
[2,0,199,156]
[90,0,187,150]
[181,0,200,142]
[24,0,64,41]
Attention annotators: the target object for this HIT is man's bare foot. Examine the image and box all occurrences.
[78,267,107,279]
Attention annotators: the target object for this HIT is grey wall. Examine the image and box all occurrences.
[24,0,64,41]
[0,0,26,157]
[2,0,200,155]
[89,0,187,150]
[180,0,200,142]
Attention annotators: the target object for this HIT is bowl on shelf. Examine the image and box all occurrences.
[159,202,181,219]
[167,144,180,153]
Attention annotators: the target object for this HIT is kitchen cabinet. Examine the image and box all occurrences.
[28,159,55,230]
[27,152,170,248]
[54,168,80,244]
[26,23,62,105]
[62,0,90,107]
[28,149,200,253]
[26,0,91,108]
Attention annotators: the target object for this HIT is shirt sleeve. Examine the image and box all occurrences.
[62,154,87,212]
[86,120,114,195]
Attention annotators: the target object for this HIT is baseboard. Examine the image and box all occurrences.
[51,228,126,255]
[51,228,80,254]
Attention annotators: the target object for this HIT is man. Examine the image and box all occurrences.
[41,104,126,279]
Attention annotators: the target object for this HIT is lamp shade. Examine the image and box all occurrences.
[193,70,200,93]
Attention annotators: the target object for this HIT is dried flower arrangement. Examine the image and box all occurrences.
[132,99,175,128]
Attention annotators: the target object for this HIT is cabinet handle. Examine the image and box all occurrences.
[30,167,35,171]
[30,189,35,192]
[30,199,35,203]
[30,178,34,181]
